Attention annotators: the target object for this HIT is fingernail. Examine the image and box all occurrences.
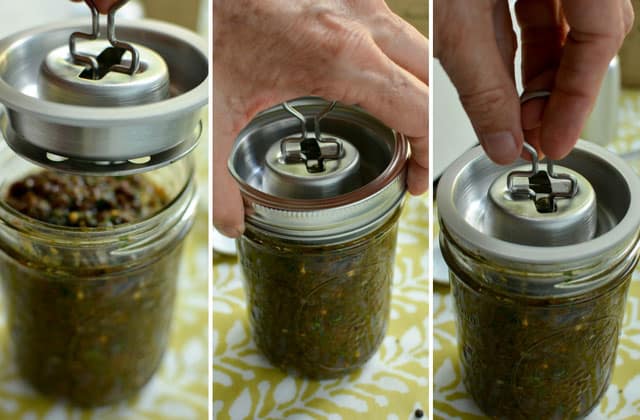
[216,224,244,238]
[481,131,520,164]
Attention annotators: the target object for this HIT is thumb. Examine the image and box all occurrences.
[436,8,523,164]
[212,90,246,238]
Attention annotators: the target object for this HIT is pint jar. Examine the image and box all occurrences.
[0,142,197,406]
[229,98,409,379]
[438,141,640,419]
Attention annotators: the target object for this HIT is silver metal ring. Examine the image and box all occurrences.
[520,90,551,104]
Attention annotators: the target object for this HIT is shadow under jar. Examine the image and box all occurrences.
[438,141,640,419]
[0,143,197,407]
[229,98,409,379]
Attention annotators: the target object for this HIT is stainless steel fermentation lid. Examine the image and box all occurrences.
[228,98,409,243]
[40,41,170,107]
[437,141,640,268]
[261,101,363,200]
[0,18,208,175]
[485,144,598,246]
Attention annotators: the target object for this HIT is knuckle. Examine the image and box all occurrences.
[308,8,369,59]
[459,86,513,130]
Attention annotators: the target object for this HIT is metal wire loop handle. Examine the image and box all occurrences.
[68,0,139,78]
[314,101,342,158]
[506,90,579,201]
[281,102,308,157]
[69,0,100,78]
[280,101,343,165]
[547,160,579,198]
[507,142,539,199]
[107,0,140,75]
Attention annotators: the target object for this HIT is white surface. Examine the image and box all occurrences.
[432,240,449,284]
[433,1,522,179]
[582,57,621,146]
[212,228,238,256]
[432,61,478,179]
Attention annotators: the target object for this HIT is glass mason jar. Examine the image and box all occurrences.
[0,142,197,406]
[438,141,640,419]
[238,206,401,378]
[229,98,408,379]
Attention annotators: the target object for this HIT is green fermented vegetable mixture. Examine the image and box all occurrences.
[0,170,180,407]
[451,260,633,419]
[238,210,401,379]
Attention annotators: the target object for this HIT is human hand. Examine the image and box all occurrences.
[70,0,120,14]
[213,0,429,238]
[435,0,633,164]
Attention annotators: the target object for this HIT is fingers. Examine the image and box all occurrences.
[436,1,522,164]
[407,136,429,195]
[540,0,632,158]
[346,67,429,195]
[70,0,121,14]
[515,0,566,153]
[320,29,428,193]
[493,0,518,81]
[212,92,246,238]
[516,0,566,84]
[94,0,117,13]
[370,10,429,85]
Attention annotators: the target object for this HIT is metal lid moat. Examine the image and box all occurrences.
[485,143,598,246]
[228,98,409,243]
[437,141,640,269]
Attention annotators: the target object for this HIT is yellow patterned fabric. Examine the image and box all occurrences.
[213,194,428,419]
[434,90,640,419]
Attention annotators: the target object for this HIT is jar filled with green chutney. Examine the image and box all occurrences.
[0,142,198,406]
[0,5,207,406]
[228,98,409,379]
[438,141,640,419]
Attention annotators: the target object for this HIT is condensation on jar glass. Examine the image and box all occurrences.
[228,98,409,379]
[437,141,640,419]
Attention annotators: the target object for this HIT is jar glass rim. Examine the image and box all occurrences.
[0,142,196,246]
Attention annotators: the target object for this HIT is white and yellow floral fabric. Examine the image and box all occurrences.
[434,90,640,419]
[213,195,428,419]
